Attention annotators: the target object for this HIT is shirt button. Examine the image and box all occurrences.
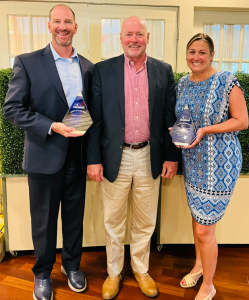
[122,128,124,130]
[135,88,137,91]
[120,146,122,149]
[136,102,138,105]
[136,116,138,119]
[136,130,138,133]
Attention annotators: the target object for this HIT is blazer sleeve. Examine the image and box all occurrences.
[3,56,54,141]
[164,66,179,162]
[87,64,103,165]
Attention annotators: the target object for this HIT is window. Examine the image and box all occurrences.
[242,24,249,72]
[145,20,164,60]
[101,19,121,59]
[32,16,50,51]
[204,23,249,73]
[8,15,30,67]
[203,23,220,60]
[8,15,51,67]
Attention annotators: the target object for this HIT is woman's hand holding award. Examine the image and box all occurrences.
[170,104,197,146]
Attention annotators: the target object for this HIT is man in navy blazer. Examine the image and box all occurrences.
[87,16,179,299]
[3,5,93,300]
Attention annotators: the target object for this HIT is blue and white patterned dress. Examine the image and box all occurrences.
[176,71,243,225]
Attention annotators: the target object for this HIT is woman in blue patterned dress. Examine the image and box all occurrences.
[175,33,248,300]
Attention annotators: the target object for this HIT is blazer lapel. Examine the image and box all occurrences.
[79,57,86,102]
[113,55,125,126]
[147,57,157,124]
[40,45,68,106]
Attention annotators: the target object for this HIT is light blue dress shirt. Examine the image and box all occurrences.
[50,43,83,108]
[49,43,83,133]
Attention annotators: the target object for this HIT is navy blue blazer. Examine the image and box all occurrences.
[3,44,94,174]
[87,54,179,182]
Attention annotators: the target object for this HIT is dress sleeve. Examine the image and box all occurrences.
[224,73,246,136]
[226,74,245,98]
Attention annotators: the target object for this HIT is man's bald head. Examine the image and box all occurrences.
[120,16,149,62]
[121,16,147,35]
[49,4,75,22]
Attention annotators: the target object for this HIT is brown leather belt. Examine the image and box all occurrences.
[123,141,149,149]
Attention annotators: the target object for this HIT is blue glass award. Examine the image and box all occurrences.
[170,104,197,146]
[62,92,93,134]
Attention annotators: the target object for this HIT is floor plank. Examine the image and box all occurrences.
[0,244,249,299]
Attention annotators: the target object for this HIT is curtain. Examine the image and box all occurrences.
[203,23,220,60]
[32,17,51,51]
[146,20,164,59]
[223,24,241,59]
[242,25,249,60]
[9,15,30,55]
[102,19,121,59]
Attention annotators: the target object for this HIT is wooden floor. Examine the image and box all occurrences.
[0,244,249,299]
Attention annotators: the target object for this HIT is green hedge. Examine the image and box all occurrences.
[0,69,248,175]
[233,72,249,174]
[0,68,25,175]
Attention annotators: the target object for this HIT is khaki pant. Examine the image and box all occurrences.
[102,144,160,277]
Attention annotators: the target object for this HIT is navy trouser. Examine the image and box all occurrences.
[28,137,86,279]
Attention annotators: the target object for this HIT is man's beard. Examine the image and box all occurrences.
[52,32,73,46]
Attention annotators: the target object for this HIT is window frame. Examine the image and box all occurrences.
[206,22,249,72]
[7,14,50,67]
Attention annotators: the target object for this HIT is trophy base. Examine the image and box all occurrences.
[173,136,196,146]
[173,142,190,146]
[70,130,85,134]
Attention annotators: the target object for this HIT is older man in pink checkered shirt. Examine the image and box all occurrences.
[87,16,179,300]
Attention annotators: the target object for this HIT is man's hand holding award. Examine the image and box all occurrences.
[61,92,93,136]
[52,92,93,138]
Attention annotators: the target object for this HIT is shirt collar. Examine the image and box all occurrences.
[124,53,147,69]
[50,43,79,62]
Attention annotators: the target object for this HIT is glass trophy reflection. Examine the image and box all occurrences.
[62,92,93,134]
[170,104,197,146]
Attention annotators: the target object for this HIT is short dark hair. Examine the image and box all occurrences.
[186,33,214,54]
[49,4,75,22]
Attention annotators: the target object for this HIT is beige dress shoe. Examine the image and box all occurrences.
[102,269,125,300]
[132,270,158,298]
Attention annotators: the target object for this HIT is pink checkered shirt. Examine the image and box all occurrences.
[124,53,150,144]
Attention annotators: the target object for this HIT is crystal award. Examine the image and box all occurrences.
[170,104,197,146]
[62,92,93,134]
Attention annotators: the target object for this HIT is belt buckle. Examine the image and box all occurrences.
[126,140,149,149]
[130,142,138,149]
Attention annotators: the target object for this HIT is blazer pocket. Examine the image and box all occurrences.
[101,136,108,147]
